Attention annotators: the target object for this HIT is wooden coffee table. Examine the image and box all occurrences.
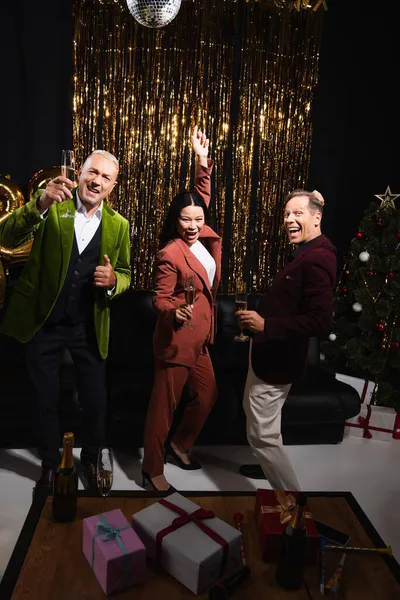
[0,491,399,599]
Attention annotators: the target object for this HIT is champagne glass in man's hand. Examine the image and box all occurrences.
[97,447,114,497]
[60,149,76,219]
[234,282,249,342]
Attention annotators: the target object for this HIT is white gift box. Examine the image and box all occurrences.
[345,404,399,442]
[131,492,242,595]
[335,373,375,404]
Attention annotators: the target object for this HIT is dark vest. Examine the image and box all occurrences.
[48,222,102,326]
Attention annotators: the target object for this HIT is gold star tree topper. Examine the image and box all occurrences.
[375,186,400,209]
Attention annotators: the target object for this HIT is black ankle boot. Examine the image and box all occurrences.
[164,443,202,471]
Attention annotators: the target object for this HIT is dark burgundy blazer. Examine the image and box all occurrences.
[251,234,337,384]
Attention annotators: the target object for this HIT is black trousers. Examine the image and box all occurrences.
[25,321,107,469]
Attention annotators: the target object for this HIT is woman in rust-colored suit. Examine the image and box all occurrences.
[142,126,221,492]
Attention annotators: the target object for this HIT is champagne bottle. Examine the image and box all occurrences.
[52,432,78,522]
[275,492,308,590]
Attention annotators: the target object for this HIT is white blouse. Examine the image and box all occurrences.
[190,240,216,287]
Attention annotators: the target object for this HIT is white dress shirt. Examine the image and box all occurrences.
[74,192,103,254]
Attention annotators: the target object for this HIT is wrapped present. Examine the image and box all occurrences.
[345,404,400,441]
[83,509,146,595]
[335,373,375,405]
[254,489,319,565]
[131,492,242,595]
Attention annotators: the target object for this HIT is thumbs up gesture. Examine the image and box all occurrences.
[94,254,116,289]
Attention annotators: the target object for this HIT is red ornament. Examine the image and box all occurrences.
[366,270,374,277]
[356,232,363,239]
[391,341,400,350]
[375,322,385,332]
[397,232,400,239]
[376,221,383,226]
[388,272,395,279]
[342,287,348,294]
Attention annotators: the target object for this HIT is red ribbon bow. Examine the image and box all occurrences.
[171,508,216,528]
[358,405,373,439]
[155,498,229,577]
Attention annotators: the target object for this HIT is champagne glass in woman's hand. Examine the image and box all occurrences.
[235,282,249,342]
[184,273,196,329]
[60,149,76,219]
[97,447,114,497]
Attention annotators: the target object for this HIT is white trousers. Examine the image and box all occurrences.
[243,343,301,491]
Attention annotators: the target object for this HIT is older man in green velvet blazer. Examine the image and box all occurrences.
[0,150,131,493]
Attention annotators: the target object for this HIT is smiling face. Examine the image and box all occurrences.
[176,205,205,246]
[284,195,322,246]
[77,153,118,210]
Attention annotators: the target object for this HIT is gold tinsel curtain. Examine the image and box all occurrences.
[73,0,323,291]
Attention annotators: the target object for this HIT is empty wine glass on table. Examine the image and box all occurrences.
[60,149,76,219]
[97,447,114,497]
[234,282,249,342]
[183,273,196,329]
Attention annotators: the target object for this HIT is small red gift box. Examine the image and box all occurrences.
[254,489,319,565]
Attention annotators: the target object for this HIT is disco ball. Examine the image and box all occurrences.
[126,0,182,29]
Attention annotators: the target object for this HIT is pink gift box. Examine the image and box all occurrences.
[83,508,146,595]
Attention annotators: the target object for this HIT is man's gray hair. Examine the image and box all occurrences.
[84,149,119,171]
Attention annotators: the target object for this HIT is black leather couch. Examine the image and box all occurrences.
[105,291,360,450]
[0,289,361,450]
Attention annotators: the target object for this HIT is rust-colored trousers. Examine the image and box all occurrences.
[142,346,217,477]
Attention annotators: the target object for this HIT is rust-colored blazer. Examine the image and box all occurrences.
[152,160,222,367]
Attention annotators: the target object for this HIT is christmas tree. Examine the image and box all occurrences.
[322,187,400,410]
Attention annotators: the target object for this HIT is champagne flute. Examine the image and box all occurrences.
[60,149,76,219]
[234,282,249,342]
[97,447,114,497]
[183,273,196,329]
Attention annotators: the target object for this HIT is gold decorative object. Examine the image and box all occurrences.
[73,0,323,291]
[27,167,61,199]
[0,175,32,310]
[374,186,400,210]
[250,0,328,11]
[325,544,393,557]
[0,175,25,224]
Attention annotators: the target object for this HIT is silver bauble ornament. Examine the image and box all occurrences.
[328,333,337,341]
[352,302,362,312]
[359,251,370,262]
[126,0,182,28]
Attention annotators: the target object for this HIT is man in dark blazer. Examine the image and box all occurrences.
[0,150,131,493]
[237,189,336,496]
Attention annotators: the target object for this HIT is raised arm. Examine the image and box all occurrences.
[191,125,214,208]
